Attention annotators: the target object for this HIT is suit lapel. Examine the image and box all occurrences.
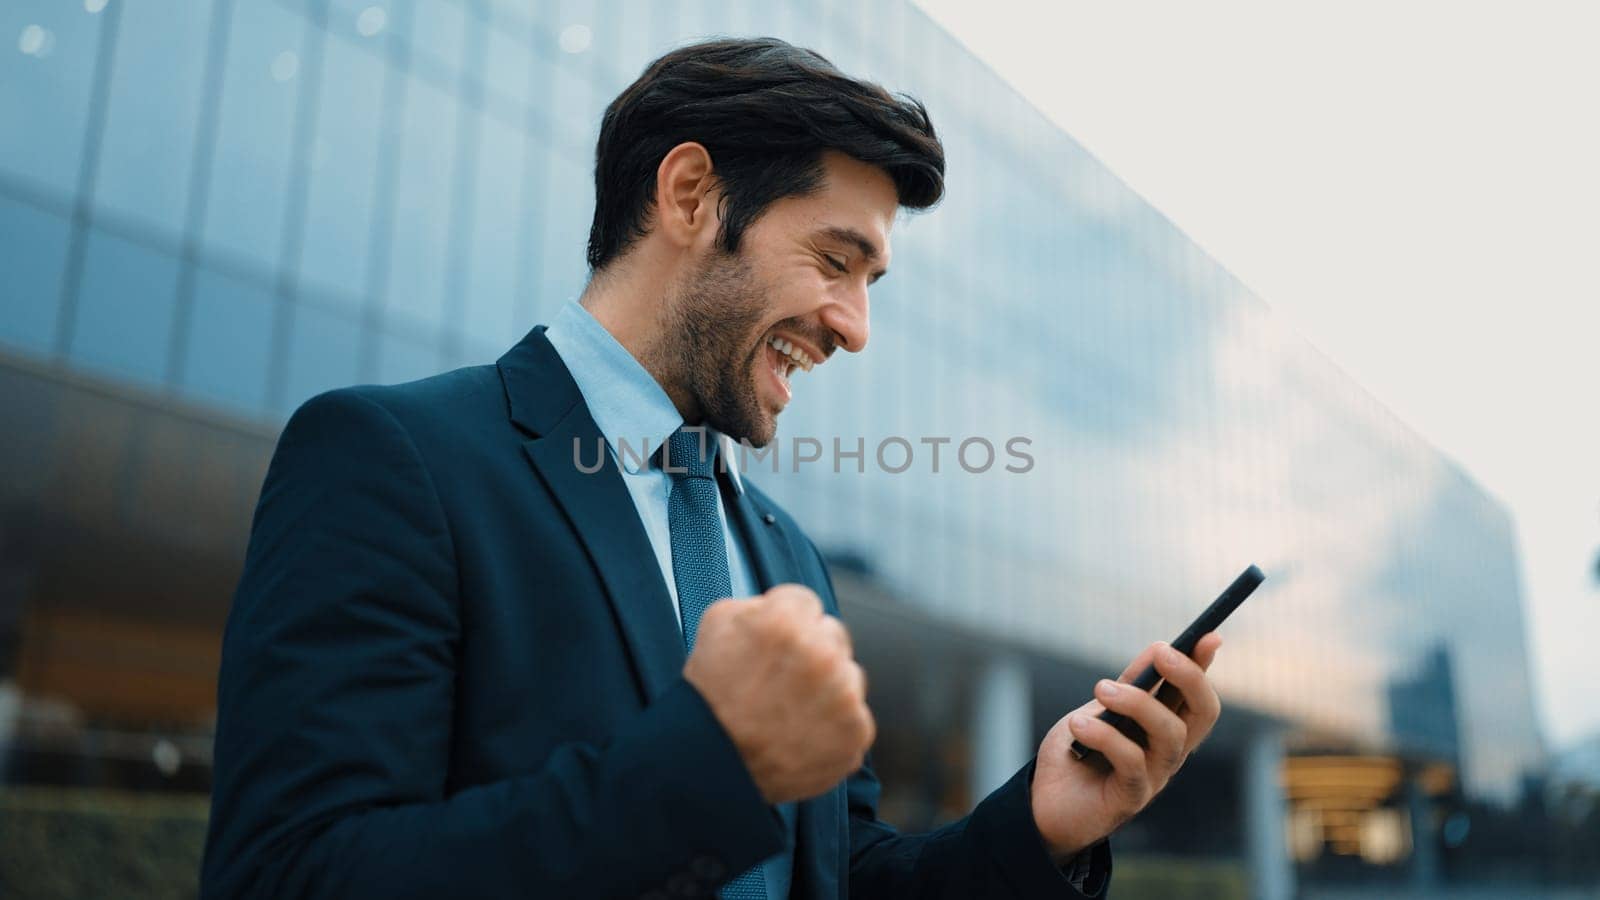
[502,328,685,705]
[722,479,801,591]
[723,479,843,900]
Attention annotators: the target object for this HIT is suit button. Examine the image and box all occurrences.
[691,855,726,880]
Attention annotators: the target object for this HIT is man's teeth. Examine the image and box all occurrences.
[766,336,815,372]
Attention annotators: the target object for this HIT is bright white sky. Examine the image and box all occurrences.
[914,0,1600,752]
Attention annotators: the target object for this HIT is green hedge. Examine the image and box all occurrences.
[0,788,209,900]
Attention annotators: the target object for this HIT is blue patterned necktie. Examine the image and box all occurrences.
[664,427,770,900]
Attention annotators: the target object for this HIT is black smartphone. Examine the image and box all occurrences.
[1069,564,1265,766]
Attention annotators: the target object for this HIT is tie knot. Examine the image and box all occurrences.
[664,427,718,480]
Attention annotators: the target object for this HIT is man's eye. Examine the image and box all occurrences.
[825,254,848,274]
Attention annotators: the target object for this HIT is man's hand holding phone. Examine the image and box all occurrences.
[1029,634,1224,862]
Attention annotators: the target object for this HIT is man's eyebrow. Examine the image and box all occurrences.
[817,225,889,282]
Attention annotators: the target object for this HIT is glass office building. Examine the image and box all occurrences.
[0,1,1544,896]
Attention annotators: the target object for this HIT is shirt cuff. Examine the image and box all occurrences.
[968,756,1112,898]
[1060,841,1110,894]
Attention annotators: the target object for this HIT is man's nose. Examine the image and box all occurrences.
[819,284,870,354]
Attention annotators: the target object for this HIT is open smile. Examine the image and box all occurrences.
[760,333,822,407]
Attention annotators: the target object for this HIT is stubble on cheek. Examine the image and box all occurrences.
[665,251,773,444]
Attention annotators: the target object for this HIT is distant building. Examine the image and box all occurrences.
[1551,733,1600,794]
[0,1,1545,897]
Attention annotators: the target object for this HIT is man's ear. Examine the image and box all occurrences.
[654,142,718,251]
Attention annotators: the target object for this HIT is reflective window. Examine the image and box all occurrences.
[179,265,276,418]
[450,336,505,371]
[0,194,70,355]
[281,298,362,413]
[376,326,438,386]
[0,1,103,195]
[656,1,706,57]
[298,31,386,303]
[534,150,591,318]
[202,0,306,267]
[461,111,526,347]
[328,0,392,40]
[482,12,536,114]
[856,0,907,85]
[612,1,668,80]
[819,0,863,73]
[522,44,560,141]
[511,137,550,327]
[67,228,180,389]
[384,73,458,330]
[549,43,596,145]
[93,1,213,234]
[484,0,544,35]
[409,0,467,75]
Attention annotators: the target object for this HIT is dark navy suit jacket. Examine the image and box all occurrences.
[201,326,1110,899]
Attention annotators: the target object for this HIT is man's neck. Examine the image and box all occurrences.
[578,273,700,424]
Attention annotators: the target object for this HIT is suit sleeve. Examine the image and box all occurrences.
[201,389,784,900]
[798,539,1113,899]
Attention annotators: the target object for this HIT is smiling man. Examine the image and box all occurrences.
[202,37,1222,900]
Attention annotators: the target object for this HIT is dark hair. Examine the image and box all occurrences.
[586,37,945,271]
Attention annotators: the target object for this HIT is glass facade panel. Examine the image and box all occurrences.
[327,0,389,34]
[376,325,438,386]
[0,0,102,195]
[298,29,386,302]
[534,150,592,316]
[383,72,457,330]
[282,298,362,412]
[461,111,527,348]
[66,228,180,389]
[548,43,596,147]
[611,0,668,80]
[92,1,213,234]
[202,0,306,267]
[180,265,277,418]
[0,194,70,355]
[511,137,550,327]
[481,11,534,110]
[484,0,543,34]
[409,0,468,75]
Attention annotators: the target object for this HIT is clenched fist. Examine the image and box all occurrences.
[683,584,875,805]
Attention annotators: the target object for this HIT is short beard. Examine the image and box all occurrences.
[657,248,775,446]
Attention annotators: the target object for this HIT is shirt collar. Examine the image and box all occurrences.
[543,300,745,494]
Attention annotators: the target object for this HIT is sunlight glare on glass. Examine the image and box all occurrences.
[271,49,299,83]
[85,0,110,13]
[356,6,387,38]
[18,25,53,58]
[559,23,592,55]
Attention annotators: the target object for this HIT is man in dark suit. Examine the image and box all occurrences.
[202,37,1224,899]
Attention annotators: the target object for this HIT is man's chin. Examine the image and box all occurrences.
[724,410,778,450]
[730,418,776,450]
[714,379,780,448]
